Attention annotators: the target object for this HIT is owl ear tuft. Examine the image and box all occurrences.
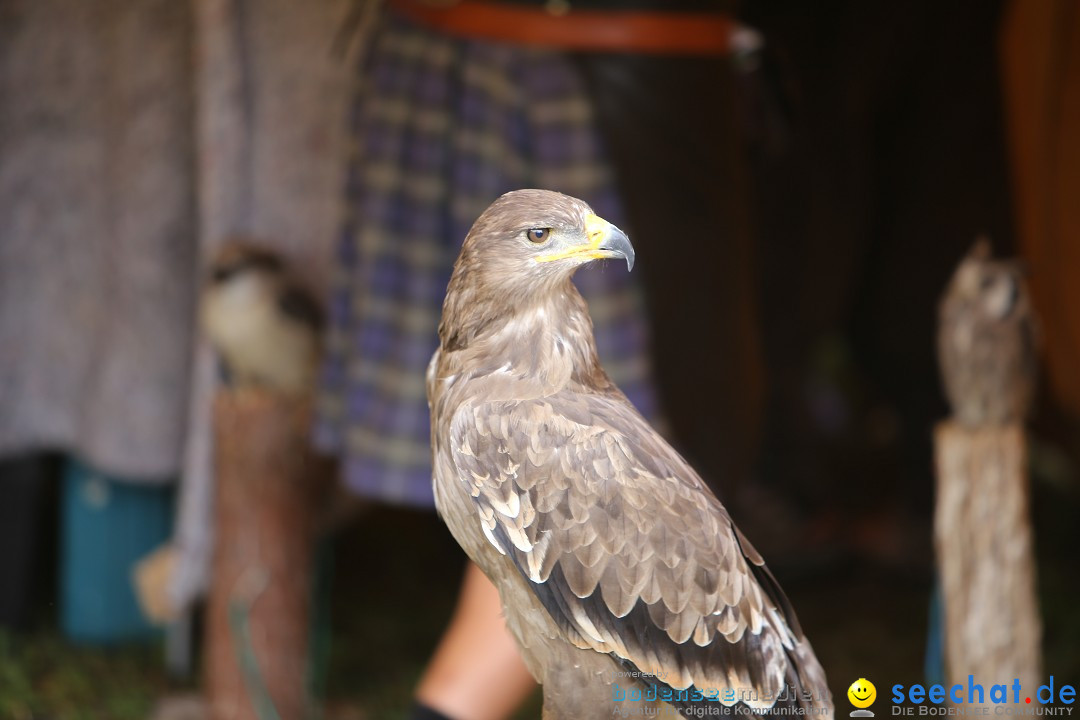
[968,236,992,261]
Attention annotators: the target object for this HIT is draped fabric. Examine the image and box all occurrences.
[0,0,197,480]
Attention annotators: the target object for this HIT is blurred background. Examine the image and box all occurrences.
[1,0,1078,718]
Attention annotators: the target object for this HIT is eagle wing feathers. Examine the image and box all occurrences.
[448,390,827,709]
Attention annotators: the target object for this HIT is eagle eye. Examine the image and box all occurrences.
[526,228,551,244]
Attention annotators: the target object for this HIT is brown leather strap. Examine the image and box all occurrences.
[389,0,748,56]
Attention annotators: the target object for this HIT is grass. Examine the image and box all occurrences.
[0,629,173,720]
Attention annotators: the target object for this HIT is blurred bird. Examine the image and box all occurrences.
[202,242,323,395]
[428,190,832,719]
[938,239,1038,427]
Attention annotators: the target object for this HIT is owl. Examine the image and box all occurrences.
[938,239,1038,427]
[201,242,324,395]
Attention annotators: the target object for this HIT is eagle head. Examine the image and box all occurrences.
[455,189,634,292]
[438,189,634,356]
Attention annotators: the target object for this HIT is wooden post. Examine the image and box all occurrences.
[934,423,1041,706]
[205,389,330,720]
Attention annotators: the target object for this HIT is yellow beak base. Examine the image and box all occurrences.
[535,214,635,271]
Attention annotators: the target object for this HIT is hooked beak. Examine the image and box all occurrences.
[592,216,635,272]
[535,214,636,272]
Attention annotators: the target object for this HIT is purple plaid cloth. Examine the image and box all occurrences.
[314,11,656,507]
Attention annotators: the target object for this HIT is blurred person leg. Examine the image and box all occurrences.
[412,562,536,720]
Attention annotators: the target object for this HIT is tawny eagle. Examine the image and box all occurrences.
[428,189,832,719]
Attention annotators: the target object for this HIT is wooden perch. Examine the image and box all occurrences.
[934,422,1041,704]
[205,389,332,720]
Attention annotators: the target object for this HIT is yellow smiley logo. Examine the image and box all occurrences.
[848,678,877,709]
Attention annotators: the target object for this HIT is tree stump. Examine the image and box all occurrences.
[205,389,330,720]
[934,423,1041,706]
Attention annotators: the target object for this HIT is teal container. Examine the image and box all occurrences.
[60,459,174,643]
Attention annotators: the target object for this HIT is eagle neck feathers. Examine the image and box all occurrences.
[436,278,613,397]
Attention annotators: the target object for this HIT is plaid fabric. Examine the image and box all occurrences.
[314,11,656,507]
